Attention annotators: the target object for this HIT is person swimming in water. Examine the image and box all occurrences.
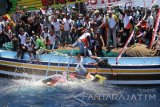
[42,72,67,86]
[42,55,114,86]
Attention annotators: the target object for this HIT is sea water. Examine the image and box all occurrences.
[0,77,160,107]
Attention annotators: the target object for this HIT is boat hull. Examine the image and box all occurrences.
[0,49,160,84]
[0,57,160,83]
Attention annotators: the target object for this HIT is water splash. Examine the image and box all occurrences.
[0,77,159,107]
[58,79,114,95]
[14,79,44,87]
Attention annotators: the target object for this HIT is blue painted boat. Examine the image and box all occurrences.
[0,49,160,84]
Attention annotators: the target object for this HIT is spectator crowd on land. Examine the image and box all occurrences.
[0,4,160,61]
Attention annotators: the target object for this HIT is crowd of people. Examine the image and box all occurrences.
[0,4,160,61]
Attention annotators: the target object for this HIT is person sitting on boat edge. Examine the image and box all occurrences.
[16,28,29,59]
[25,36,36,61]
[34,35,47,61]
[90,56,117,76]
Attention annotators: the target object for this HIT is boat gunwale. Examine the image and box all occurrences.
[0,56,160,67]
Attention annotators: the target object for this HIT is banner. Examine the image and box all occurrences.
[41,0,160,8]
[85,0,160,9]
[41,0,84,6]
[85,0,130,9]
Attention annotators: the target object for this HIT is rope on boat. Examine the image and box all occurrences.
[44,53,52,78]
[66,48,74,80]
[150,8,160,48]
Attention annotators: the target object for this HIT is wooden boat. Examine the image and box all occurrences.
[0,49,160,85]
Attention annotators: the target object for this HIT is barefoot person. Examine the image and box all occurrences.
[75,54,87,76]
[71,32,92,56]
[90,56,117,76]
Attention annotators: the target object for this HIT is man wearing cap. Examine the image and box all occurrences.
[106,10,118,48]
[93,10,104,32]
[91,29,105,56]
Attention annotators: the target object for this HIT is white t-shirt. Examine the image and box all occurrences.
[108,16,117,29]
[18,32,28,45]
[79,33,90,40]
[41,31,49,39]
[63,18,71,31]
[51,19,61,31]
[147,15,154,28]
[48,34,56,45]
[123,15,133,28]
[83,21,91,30]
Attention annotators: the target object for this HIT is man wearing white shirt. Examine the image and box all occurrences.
[106,11,118,48]
[47,30,57,50]
[62,14,72,46]
[40,26,50,46]
[51,16,62,46]
[72,32,92,56]
[17,28,29,59]
[146,10,154,46]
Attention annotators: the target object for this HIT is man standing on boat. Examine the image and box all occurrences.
[106,10,118,48]
[118,7,134,45]
[146,9,154,47]
[71,31,92,56]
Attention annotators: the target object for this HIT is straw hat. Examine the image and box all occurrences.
[23,6,27,9]
[94,10,99,14]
